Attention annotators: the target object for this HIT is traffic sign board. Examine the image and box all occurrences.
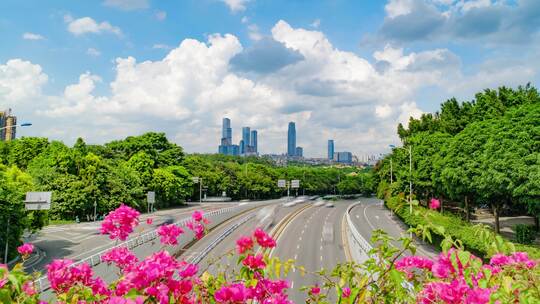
[147,191,155,204]
[192,177,200,183]
[278,179,286,188]
[25,192,52,210]
[291,180,300,188]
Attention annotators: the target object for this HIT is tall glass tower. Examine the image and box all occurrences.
[328,139,334,160]
[250,130,258,153]
[287,122,296,156]
[242,127,250,152]
[222,118,232,145]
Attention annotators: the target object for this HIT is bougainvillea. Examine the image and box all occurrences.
[100,204,141,241]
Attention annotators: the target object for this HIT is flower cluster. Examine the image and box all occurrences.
[394,249,539,304]
[185,210,209,240]
[100,204,141,241]
[429,198,441,210]
[157,224,184,245]
[17,243,34,257]
[101,246,139,271]
[46,259,109,296]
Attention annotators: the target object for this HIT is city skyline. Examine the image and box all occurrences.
[1,1,540,158]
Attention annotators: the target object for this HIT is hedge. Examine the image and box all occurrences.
[385,196,540,259]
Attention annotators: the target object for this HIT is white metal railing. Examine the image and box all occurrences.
[346,202,373,263]
[35,205,240,293]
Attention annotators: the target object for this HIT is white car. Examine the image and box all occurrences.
[324,202,335,208]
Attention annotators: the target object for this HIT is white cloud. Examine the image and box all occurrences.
[375,104,393,118]
[221,0,250,12]
[103,0,149,10]
[87,48,101,57]
[310,19,321,28]
[155,10,167,21]
[385,0,415,18]
[0,59,48,102]
[398,102,423,126]
[22,32,45,40]
[65,15,122,36]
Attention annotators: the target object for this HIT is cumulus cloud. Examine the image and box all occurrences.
[65,15,122,37]
[22,32,45,40]
[3,20,538,157]
[103,0,149,10]
[221,0,250,12]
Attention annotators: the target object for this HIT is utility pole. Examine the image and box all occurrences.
[409,145,413,215]
[200,178,203,203]
[93,200,97,221]
[245,163,248,199]
[390,158,393,184]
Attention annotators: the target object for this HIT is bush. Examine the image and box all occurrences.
[515,224,536,245]
[386,195,540,259]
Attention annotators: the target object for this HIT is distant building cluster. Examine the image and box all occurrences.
[218,118,258,156]
[0,109,17,141]
[327,139,353,164]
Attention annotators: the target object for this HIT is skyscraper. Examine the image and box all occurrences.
[250,130,257,153]
[287,122,296,156]
[0,109,16,142]
[242,127,250,154]
[222,118,232,146]
[328,140,334,160]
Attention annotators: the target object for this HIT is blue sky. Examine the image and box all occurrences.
[1,0,539,157]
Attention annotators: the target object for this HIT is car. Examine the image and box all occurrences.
[324,202,335,208]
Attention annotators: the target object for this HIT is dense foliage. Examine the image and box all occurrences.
[375,85,540,234]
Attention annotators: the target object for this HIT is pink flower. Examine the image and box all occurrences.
[429,198,441,210]
[253,228,276,248]
[178,263,198,278]
[22,281,36,296]
[46,259,109,295]
[186,220,205,240]
[465,288,491,304]
[100,204,141,241]
[157,224,184,245]
[236,236,254,254]
[146,218,153,225]
[17,243,34,257]
[101,247,139,271]
[191,210,203,222]
[215,283,252,303]
[342,287,351,298]
[242,254,266,270]
[395,256,434,273]
[310,285,321,295]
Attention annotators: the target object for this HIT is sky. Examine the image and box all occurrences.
[1,0,539,158]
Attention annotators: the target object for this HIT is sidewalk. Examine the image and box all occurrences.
[472,215,539,246]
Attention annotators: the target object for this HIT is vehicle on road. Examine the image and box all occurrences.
[324,202,335,208]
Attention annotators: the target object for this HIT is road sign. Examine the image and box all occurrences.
[147,191,155,204]
[24,192,52,210]
[278,179,286,188]
[192,177,200,184]
[291,180,300,188]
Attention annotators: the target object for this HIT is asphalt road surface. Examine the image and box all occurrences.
[349,197,438,258]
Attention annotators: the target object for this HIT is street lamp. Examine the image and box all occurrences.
[389,144,413,215]
[0,122,32,131]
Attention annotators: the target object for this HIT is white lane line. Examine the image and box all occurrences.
[296,244,300,250]
[320,255,323,261]
[299,236,302,241]
[291,281,295,288]
[363,204,376,230]
[320,245,322,251]
[356,215,360,219]
[301,229,305,234]
[375,215,380,220]
[294,254,298,260]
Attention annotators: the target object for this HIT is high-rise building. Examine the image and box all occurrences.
[250,130,257,153]
[287,122,296,156]
[336,151,353,163]
[328,140,334,160]
[242,127,250,154]
[295,147,303,158]
[222,118,232,146]
[0,109,17,142]
[239,139,245,154]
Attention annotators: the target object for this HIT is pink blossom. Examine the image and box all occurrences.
[310,285,321,295]
[395,256,434,274]
[215,283,252,303]
[191,210,203,222]
[146,218,153,225]
[46,259,109,295]
[465,288,491,304]
[100,204,141,241]
[157,224,184,245]
[429,198,441,210]
[242,254,266,270]
[236,236,254,254]
[101,247,139,271]
[17,243,34,256]
[186,220,205,240]
[253,228,276,248]
[178,263,198,278]
[22,280,36,296]
[342,287,351,298]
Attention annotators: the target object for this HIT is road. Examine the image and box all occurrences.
[349,197,438,258]
[270,200,353,303]
[25,202,235,272]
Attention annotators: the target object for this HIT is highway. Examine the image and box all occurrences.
[348,197,438,258]
[25,202,235,272]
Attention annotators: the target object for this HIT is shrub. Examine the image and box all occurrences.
[515,224,537,245]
